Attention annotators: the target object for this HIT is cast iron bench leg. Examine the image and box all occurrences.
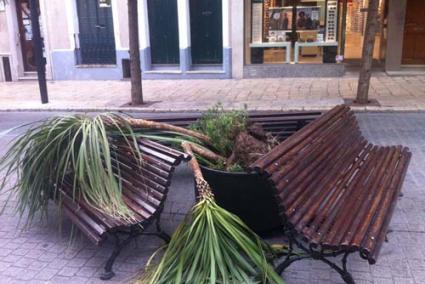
[100,217,170,280]
[100,233,135,280]
[155,214,171,242]
[275,231,356,284]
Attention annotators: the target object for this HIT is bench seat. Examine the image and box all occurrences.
[56,138,189,279]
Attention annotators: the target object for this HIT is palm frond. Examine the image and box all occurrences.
[0,113,141,223]
[138,196,284,284]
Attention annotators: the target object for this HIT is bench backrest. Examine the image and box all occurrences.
[250,105,360,177]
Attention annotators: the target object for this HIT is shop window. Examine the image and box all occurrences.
[245,0,339,64]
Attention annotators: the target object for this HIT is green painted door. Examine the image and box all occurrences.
[76,0,116,65]
[148,0,180,65]
[190,0,223,64]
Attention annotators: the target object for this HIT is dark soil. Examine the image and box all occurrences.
[229,131,269,169]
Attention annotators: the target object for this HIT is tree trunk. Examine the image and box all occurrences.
[125,118,213,145]
[128,0,143,105]
[356,0,380,104]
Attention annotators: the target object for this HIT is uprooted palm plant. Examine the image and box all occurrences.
[190,104,279,172]
[137,142,284,284]
[0,114,207,220]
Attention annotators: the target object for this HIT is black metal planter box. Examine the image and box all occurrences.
[200,165,282,234]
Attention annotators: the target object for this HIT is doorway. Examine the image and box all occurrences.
[402,0,425,65]
[16,0,38,72]
[342,0,386,65]
[76,0,116,65]
[189,0,223,65]
[147,0,180,65]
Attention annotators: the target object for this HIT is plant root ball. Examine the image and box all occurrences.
[231,132,269,168]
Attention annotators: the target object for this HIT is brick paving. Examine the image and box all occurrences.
[1,74,425,112]
[1,112,425,283]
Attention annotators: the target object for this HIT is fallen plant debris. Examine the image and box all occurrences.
[0,113,210,222]
[137,142,284,284]
[0,107,286,283]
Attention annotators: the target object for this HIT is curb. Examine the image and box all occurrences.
[1,105,425,113]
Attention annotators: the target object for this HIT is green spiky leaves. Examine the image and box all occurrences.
[0,113,140,222]
[139,195,284,284]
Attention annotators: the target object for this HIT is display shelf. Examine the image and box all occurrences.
[294,41,338,63]
[249,42,291,63]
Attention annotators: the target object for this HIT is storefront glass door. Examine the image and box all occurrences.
[16,0,39,72]
[342,0,386,64]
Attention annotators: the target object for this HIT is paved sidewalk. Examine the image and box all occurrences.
[1,74,425,112]
[1,112,425,283]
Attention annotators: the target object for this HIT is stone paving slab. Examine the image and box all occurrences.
[0,112,425,283]
[1,74,425,112]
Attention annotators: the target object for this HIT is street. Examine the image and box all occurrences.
[0,111,425,283]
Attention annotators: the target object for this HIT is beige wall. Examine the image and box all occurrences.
[43,0,70,50]
[117,0,129,49]
[231,0,244,78]
[0,12,10,53]
[385,0,407,71]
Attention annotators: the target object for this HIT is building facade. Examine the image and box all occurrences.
[0,0,424,82]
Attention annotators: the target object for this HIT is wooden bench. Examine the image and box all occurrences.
[57,138,190,280]
[55,111,322,280]
[250,105,411,283]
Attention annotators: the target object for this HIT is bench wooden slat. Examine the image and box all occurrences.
[283,134,361,216]
[312,146,382,247]
[110,152,171,185]
[59,189,108,237]
[111,149,170,179]
[251,105,347,172]
[114,143,176,170]
[62,178,121,229]
[321,147,392,247]
[273,116,359,205]
[363,149,411,261]
[260,108,355,178]
[306,143,374,245]
[368,151,411,262]
[290,138,368,230]
[61,204,104,245]
[345,147,402,248]
[117,167,168,195]
[57,138,190,245]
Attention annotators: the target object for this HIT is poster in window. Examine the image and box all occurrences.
[268,7,292,42]
[268,8,292,31]
[296,6,320,30]
[252,3,263,43]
